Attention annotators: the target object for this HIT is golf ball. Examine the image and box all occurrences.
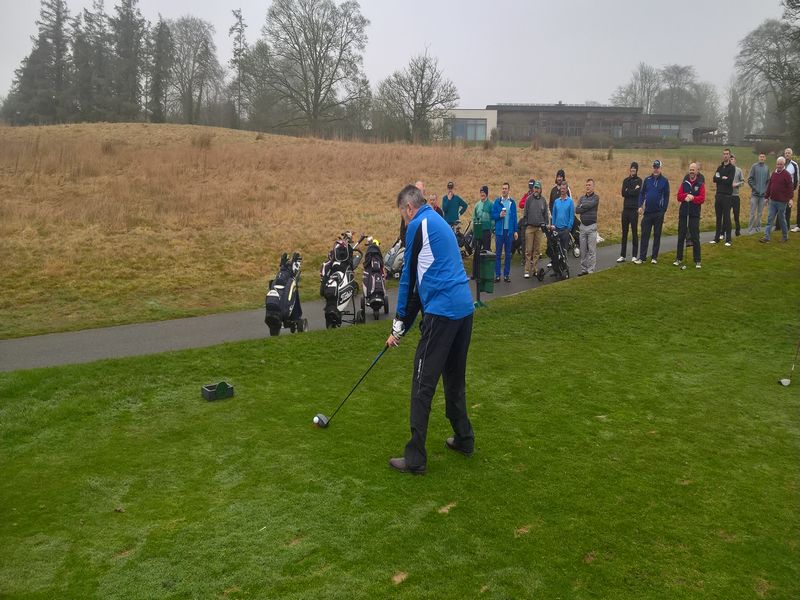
[313,416,319,424]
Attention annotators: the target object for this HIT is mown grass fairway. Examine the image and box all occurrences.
[0,122,762,338]
[1,237,798,599]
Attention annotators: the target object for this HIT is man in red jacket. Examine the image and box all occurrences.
[760,157,795,243]
[674,162,706,268]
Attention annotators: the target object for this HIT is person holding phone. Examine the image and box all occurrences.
[491,182,518,282]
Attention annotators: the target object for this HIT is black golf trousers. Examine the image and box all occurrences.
[639,211,664,260]
[620,208,638,258]
[714,193,732,242]
[731,195,741,235]
[676,212,701,264]
[405,313,474,469]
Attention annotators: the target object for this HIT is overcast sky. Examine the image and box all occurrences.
[0,0,785,107]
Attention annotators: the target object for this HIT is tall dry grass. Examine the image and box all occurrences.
[0,122,717,337]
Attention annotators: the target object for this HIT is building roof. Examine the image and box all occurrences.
[486,103,643,115]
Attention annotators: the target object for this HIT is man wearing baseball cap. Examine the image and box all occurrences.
[522,181,549,278]
[633,160,670,264]
[442,181,468,226]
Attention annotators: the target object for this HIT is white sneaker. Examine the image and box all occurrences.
[724,242,731,247]
[632,257,643,264]
[672,260,681,266]
[695,263,702,269]
[709,240,717,245]
[719,235,724,241]
[524,272,530,279]
[792,226,800,233]
[616,256,625,263]
[596,234,605,243]
[651,258,658,264]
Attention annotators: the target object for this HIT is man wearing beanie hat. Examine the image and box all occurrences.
[471,186,493,279]
[522,180,549,278]
[618,162,642,262]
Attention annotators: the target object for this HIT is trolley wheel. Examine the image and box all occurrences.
[373,309,380,321]
[572,247,580,258]
[360,296,365,310]
[268,324,281,337]
[356,310,366,324]
[383,295,390,314]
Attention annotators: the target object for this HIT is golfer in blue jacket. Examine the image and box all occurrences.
[386,184,475,474]
[491,182,519,282]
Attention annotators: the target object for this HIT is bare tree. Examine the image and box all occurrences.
[261,0,369,134]
[168,16,220,124]
[376,50,459,143]
[735,19,799,133]
[610,62,660,113]
[654,65,697,114]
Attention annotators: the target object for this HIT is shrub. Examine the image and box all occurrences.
[560,148,578,160]
[191,132,213,149]
[255,132,264,141]
[607,146,614,161]
[754,140,787,156]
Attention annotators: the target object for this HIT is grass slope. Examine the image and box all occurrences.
[1,237,798,599]
[0,122,761,338]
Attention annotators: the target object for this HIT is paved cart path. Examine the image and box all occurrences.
[0,230,735,372]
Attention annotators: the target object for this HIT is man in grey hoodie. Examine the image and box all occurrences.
[522,181,549,278]
[747,152,769,233]
[575,178,600,275]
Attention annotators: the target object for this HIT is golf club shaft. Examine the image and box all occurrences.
[328,344,389,422]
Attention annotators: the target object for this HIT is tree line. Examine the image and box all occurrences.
[2,0,459,142]
[610,0,800,144]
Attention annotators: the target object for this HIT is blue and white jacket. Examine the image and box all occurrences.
[638,174,670,214]
[396,204,474,328]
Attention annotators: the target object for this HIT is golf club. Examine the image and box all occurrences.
[779,337,800,387]
[313,344,389,428]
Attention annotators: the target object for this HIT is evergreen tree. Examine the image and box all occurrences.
[110,0,145,119]
[148,16,172,123]
[228,8,247,129]
[84,1,115,121]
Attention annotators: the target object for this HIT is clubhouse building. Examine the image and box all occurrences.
[445,103,701,143]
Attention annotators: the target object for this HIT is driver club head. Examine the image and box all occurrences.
[779,378,792,387]
[313,413,330,428]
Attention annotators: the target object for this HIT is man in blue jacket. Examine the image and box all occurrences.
[491,182,519,282]
[386,184,475,475]
[633,160,670,264]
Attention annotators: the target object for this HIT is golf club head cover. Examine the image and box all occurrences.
[392,318,406,339]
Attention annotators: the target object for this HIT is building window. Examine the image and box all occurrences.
[451,118,487,141]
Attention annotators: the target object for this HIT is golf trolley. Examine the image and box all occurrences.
[360,237,390,321]
[538,224,570,281]
[384,237,405,279]
[320,231,366,329]
[264,252,307,336]
[451,220,475,258]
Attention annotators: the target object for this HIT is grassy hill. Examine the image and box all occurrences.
[0,236,797,598]
[0,122,760,337]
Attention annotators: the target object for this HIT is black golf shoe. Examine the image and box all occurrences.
[388,457,426,475]
[445,437,474,457]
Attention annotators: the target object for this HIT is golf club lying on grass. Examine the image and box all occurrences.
[779,338,800,387]
[313,344,389,428]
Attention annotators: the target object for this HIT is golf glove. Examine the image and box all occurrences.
[392,318,406,339]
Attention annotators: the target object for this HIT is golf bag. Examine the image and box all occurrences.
[265,252,307,336]
[450,220,474,258]
[462,225,475,257]
[384,237,405,279]
[320,233,364,328]
[568,217,581,258]
[539,224,570,281]
[515,214,527,263]
[360,239,390,320]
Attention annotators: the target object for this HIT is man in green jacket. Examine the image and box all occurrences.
[471,185,493,278]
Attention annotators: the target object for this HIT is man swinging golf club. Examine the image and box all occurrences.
[386,184,476,474]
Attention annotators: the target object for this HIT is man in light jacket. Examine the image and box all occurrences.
[491,182,518,282]
[747,153,769,233]
[575,178,599,275]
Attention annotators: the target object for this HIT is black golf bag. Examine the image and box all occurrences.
[384,237,405,279]
[569,217,581,258]
[361,239,389,320]
[540,224,570,281]
[320,234,364,328]
[265,252,307,336]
